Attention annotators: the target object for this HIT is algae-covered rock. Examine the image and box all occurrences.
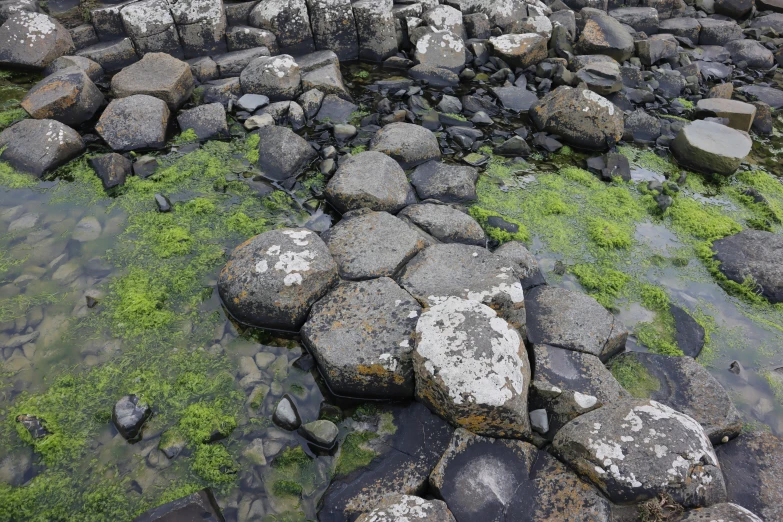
[712,230,783,304]
[0,119,84,177]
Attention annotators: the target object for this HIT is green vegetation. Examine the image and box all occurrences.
[570,264,630,309]
[0,158,38,189]
[349,145,367,155]
[675,97,694,110]
[273,480,304,497]
[0,107,27,130]
[173,128,199,144]
[587,217,632,249]
[352,70,370,80]
[443,112,467,121]
[668,198,742,241]
[192,444,238,484]
[178,400,237,444]
[469,206,530,243]
[610,356,661,398]
[334,431,377,476]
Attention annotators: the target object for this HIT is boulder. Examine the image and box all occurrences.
[168,0,228,58]
[725,39,774,69]
[553,399,727,507]
[112,394,151,441]
[575,13,635,62]
[353,0,398,62]
[248,0,315,55]
[240,54,301,101]
[512,16,553,39]
[95,95,171,151]
[714,0,752,17]
[0,0,37,25]
[214,47,271,78]
[414,297,531,438]
[575,61,623,95]
[111,53,194,110]
[315,93,358,124]
[226,26,278,53]
[202,77,241,107]
[750,13,783,33]
[680,504,762,522]
[488,34,548,69]
[712,230,783,303]
[322,210,426,280]
[0,119,84,177]
[21,67,104,126]
[301,277,421,398]
[696,98,756,132]
[300,419,338,448]
[493,241,546,291]
[325,151,416,213]
[414,31,466,73]
[306,0,358,61]
[659,17,700,42]
[88,3,127,42]
[671,120,751,176]
[0,12,73,69]
[698,19,742,46]
[370,122,441,169]
[399,204,486,246]
[272,394,301,430]
[459,0,529,33]
[409,161,478,204]
[624,109,661,143]
[120,0,183,57]
[490,86,539,112]
[738,85,783,110]
[76,38,139,73]
[636,33,678,66]
[408,64,460,88]
[301,63,350,99]
[176,103,228,140]
[133,489,223,522]
[43,55,103,82]
[64,24,95,50]
[355,495,455,522]
[422,5,466,40]
[252,125,316,180]
[217,228,338,331]
[89,153,132,189]
[296,49,339,73]
[608,7,659,34]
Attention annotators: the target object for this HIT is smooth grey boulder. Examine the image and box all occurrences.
[489,33,548,69]
[252,125,316,180]
[680,504,762,522]
[169,0,228,58]
[0,119,84,177]
[120,0,183,58]
[272,394,301,430]
[300,420,338,448]
[576,13,635,62]
[410,161,478,204]
[21,67,104,126]
[302,277,421,398]
[96,95,170,151]
[226,25,278,53]
[356,495,455,522]
[671,120,751,176]
[240,54,301,101]
[490,86,539,112]
[43,55,104,83]
[624,109,661,143]
[575,61,623,96]
[248,0,315,55]
[414,31,466,73]
[750,13,783,33]
[0,12,73,69]
[353,0,398,62]
[370,122,441,169]
[553,399,727,507]
[297,88,323,119]
[398,204,486,246]
[89,153,132,189]
[493,241,546,291]
[76,38,138,73]
[712,230,783,304]
[111,53,194,110]
[698,18,742,46]
[725,39,774,69]
[306,0,358,61]
[214,47,270,78]
[301,63,350,99]
[525,285,627,361]
[176,103,228,140]
[218,228,338,331]
[322,210,426,280]
[696,98,756,132]
[738,85,783,110]
[112,394,151,441]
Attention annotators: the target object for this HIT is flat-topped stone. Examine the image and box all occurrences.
[696,98,757,132]
[76,38,138,73]
[21,66,104,126]
[95,94,170,151]
[398,204,486,246]
[370,122,441,169]
[409,161,478,204]
[488,33,548,69]
[671,119,752,176]
[240,54,301,101]
[111,52,194,109]
[252,124,316,180]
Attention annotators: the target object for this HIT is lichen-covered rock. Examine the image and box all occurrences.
[218,228,338,331]
[169,0,228,58]
[248,0,314,55]
[409,161,478,205]
[21,67,104,126]
[96,95,171,151]
[214,47,271,78]
[302,277,421,399]
[353,0,397,62]
[679,503,763,522]
[111,53,194,110]
[240,54,301,101]
[414,297,531,438]
[712,229,783,304]
[493,241,546,291]
[370,122,441,169]
[0,12,73,69]
[576,13,635,62]
[0,119,84,177]
[120,0,183,57]
[356,495,455,522]
[553,399,727,507]
[414,31,466,73]
[305,0,358,61]
[252,125,316,180]
[301,63,350,99]
[671,120,752,176]
[43,55,103,83]
[399,204,485,246]
[176,103,228,140]
[227,25,278,53]
[422,5,465,39]
[0,0,38,25]
[489,34,548,69]
[76,38,139,73]
[608,7,659,34]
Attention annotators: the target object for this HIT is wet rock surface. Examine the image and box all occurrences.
[21,66,104,126]
[95,94,171,151]
[0,118,84,177]
[252,124,316,180]
[355,495,455,522]
[112,394,151,441]
[712,230,783,304]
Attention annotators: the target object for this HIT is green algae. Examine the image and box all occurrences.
[587,217,632,249]
[244,133,260,164]
[378,412,397,436]
[0,156,38,190]
[667,198,742,241]
[178,400,237,444]
[273,480,304,497]
[469,205,530,243]
[619,146,680,178]
[570,264,629,309]
[675,97,694,109]
[267,446,317,502]
[349,145,367,155]
[0,107,27,130]
[609,357,661,398]
[173,128,199,144]
[192,444,238,484]
[334,431,377,477]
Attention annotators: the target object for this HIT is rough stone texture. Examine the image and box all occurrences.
[176,103,228,140]
[169,0,228,58]
[679,503,763,522]
[399,204,485,246]
[659,17,700,42]
[726,40,774,70]
[576,61,623,96]
[493,241,546,291]
[696,98,757,133]
[89,153,132,189]
[670,304,706,358]
[240,54,301,101]
[576,13,635,62]
[306,0,358,61]
[21,67,104,126]
[530,86,624,150]
[671,120,752,176]
[698,19,742,46]
[301,63,350,99]
[252,125,316,180]
[218,228,338,331]
[120,0,183,57]
[133,489,223,522]
[608,7,659,34]
[0,0,38,25]
[409,161,478,204]
[214,47,271,78]
[76,38,139,73]
[712,229,783,304]
[489,33,548,69]
[322,210,426,280]
[112,394,151,441]
[422,5,465,39]
[355,495,455,522]
[738,85,783,110]
[316,93,358,123]
[370,122,441,169]
[227,26,278,53]
[553,399,727,507]
[0,12,73,69]
[111,53,194,110]
[89,3,127,42]
[353,0,398,62]
[414,297,531,439]
[248,0,315,56]
[43,55,104,83]
[0,119,84,177]
[636,33,678,66]
[202,77,241,107]
[301,277,421,399]
[526,285,627,361]
[491,85,540,112]
[95,95,171,152]
[298,88,323,119]
[414,30,466,73]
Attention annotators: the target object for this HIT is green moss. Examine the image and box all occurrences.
[469,206,530,243]
[378,412,397,435]
[443,112,467,121]
[636,320,683,356]
[640,284,670,312]
[619,146,679,178]
[675,97,694,109]
[0,107,27,130]
[560,166,600,188]
[192,444,238,484]
[349,109,370,125]
[0,159,38,189]
[349,145,367,155]
[352,70,370,80]
[178,401,237,444]
[668,198,742,241]
[557,145,574,156]
[273,480,304,497]
[273,446,311,469]
[570,264,630,309]
[174,128,199,144]
[762,370,783,404]
[245,133,260,164]
[695,241,767,304]
[587,217,632,249]
[334,431,378,476]
[609,357,661,398]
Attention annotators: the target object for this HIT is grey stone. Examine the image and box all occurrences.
[636,33,678,66]
[458,0,529,33]
[712,229,783,304]
[491,86,539,112]
[671,120,751,176]
[120,0,183,57]
[187,56,219,81]
[738,85,783,110]
[248,0,314,55]
[725,39,774,70]
[679,504,762,522]
[0,119,84,177]
[306,0,358,61]
[659,17,700,42]
[0,0,37,25]
[215,47,271,78]
[493,241,546,290]
[300,419,339,447]
[272,394,301,430]
[410,161,478,205]
[240,54,301,101]
[133,489,223,522]
[408,64,460,88]
[227,25,277,53]
[464,12,491,39]
[315,93,358,124]
[608,7,659,34]
[422,5,465,39]
[44,55,104,83]
[225,1,258,26]
[168,0,228,58]
[88,2,128,42]
[111,53,194,110]
[353,0,398,62]
[696,98,756,133]
[89,153,132,189]
[302,63,350,99]
[624,109,661,143]
[356,495,455,522]
[0,12,73,70]
[76,38,138,73]
[576,61,623,95]
[69,24,98,51]
[750,13,783,33]
[370,122,441,169]
[177,103,228,140]
[297,89,324,120]
[202,77,241,107]
[295,49,338,73]
[21,67,104,126]
[96,95,170,151]
[237,93,269,112]
[112,394,151,441]
[489,33,548,69]
[399,204,485,246]
[252,125,316,180]
[575,13,634,62]
[414,30,466,73]
[698,18,742,46]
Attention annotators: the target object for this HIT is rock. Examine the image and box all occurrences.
[553,399,727,507]
[89,153,132,189]
[96,95,171,152]
[306,0,358,61]
[20,61,99,126]
[301,63,350,99]
[712,230,783,303]
[576,61,623,95]
[248,0,314,56]
[217,228,338,331]
[488,33,548,69]
[252,125,316,180]
[671,120,751,176]
[750,101,773,135]
[410,161,478,204]
[422,5,465,40]
[89,3,127,41]
[315,93,358,124]
[680,503,763,522]
[530,86,623,150]
[659,17,700,42]
[526,285,627,361]
[168,0,227,58]
[399,204,485,246]
[296,49,339,73]
[227,25,278,53]
[493,241,546,291]
[356,495,455,522]
[73,215,102,242]
[491,86,539,112]
[0,119,84,177]
[120,0,183,58]
[696,98,756,133]
[154,193,171,212]
[738,85,783,110]
[576,13,635,62]
[714,0,752,17]
[414,30,466,73]
[370,122,441,169]
[300,420,339,448]
[214,47,271,78]
[322,211,425,280]
[43,55,103,83]
[414,297,531,438]
[272,394,301,430]
[409,64,460,88]
[0,13,73,69]
[624,109,661,143]
[353,0,398,62]
[715,430,783,522]
[111,53,193,110]
[636,33,678,66]
[608,7,659,34]
[698,19,742,46]
[0,0,37,25]
[750,13,783,32]
[725,40,774,70]
[237,93,270,112]
[76,38,139,73]
[132,489,223,522]
[176,103,228,140]
[302,277,421,398]
[240,54,301,101]
[324,151,415,213]
[112,395,151,441]
[670,304,705,357]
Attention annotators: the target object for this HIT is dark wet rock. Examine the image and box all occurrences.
[168,0,227,58]
[132,488,223,522]
[322,210,425,280]
[553,399,727,507]
[227,26,278,53]
[315,93,359,124]
[252,125,316,180]
[725,39,774,70]
[77,38,139,73]
[659,17,701,42]
[236,93,269,112]
[0,12,73,69]
[218,228,338,331]
[636,33,678,66]
[714,0,752,17]
[16,414,49,439]
[576,61,623,95]
[410,161,478,205]
[325,151,416,214]
[576,13,635,62]
[88,3,127,41]
[671,120,751,176]
[493,241,545,291]
[738,85,783,110]
[531,344,625,437]
[302,277,421,398]
[202,77,241,107]
[696,98,756,133]
[494,136,531,157]
[461,94,500,117]
[399,204,486,246]
[526,285,627,361]
[464,12,491,40]
[670,304,705,358]
[370,122,441,169]
[176,103,228,140]
[414,297,531,439]
[750,101,773,135]
[214,47,271,78]
[608,7,659,34]
[696,60,732,83]
[302,63,349,100]
[353,0,398,63]
[651,69,686,98]
[44,55,104,83]
[409,64,460,88]
[491,86,539,112]
[680,503,763,522]
[488,34,548,69]
[750,12,783,32]
[624,109,661,142]
[306,0,358,61]
[96,95,170,152]
[530,86,623,150]
[273,394,301,430]
[111,53,193,110]
[240,54,301,101]
[414,30,466,73]
[20,67,103,126]
[698,19,742,46]
[112,394,151,441]
[715,430,783,522]
[0,119,84,177]
[356,495,455,522]
[119,0,182,58]
[89,153,131,189]
[134,156,159,179]
[300,419,338,448]
[298,89,323,119]
[154,193,171,212]
[712,230,783,304]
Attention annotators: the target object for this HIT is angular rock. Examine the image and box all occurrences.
[214,47,271,78]
[576,61,623,95]
[76,38,139,73]
[714,0,752,17]
[43,55,104,83]
[698,19,742,46]
[248,0,314,55]
[0,119,84,177]
[408,64,460,88]
[493,241,546,291]
[0,12,73,69]
[422,5,465,40]
[414,30,466,73]
[111,53,194,110]
[240,54,301,101]
[21,67,104,126]
[202,77,241,107]
[636,33,678,66]
[680,503,762,522]
[712,230,783,304]
[624,109,661,143]
[725,39,774,69]
[168,0,228,58]
[96,95,170,151]
[353,0,398,62]
[301,63,350,99]
[272,394,301,430]
[399,204,485,246]
[133,489,223,522]
[370,122,441,169]
[670,304,705,358]
[252,125,316,180]
[227,25,277,53]
[306,0,358,61]
[410,161,478,204]
[738,85,783,110]
[671,120,751,176]
[608,7,659,34]
[696,98,756,133]
[89,153,132,189]
[489,33,548,69]
[356,495,455,522]
[300,420,339,448]
[659,17,700,42]
[89,3,127,42]
[491,86,539,112]
[112,394,151,441]
[576,13,635,62]
[177,103,228,140]
[120,0,183,58]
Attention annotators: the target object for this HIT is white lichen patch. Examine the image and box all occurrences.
[120,0,174,36]
[489,33,540,54]
[581,89,616,116]
[362,495,441,522]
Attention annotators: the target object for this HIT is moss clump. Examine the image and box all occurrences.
[619,146,679,178]
[268,446,317,499]
[349,145,367,155]
[560,166,600,188]
[762,370,783,404]
[636,320,683,356]
[0,159,37,189]
[192,444,238,484]
[0,107,27,130]
[174,128,199,144]
[675,97,694,109]
[443,112,467,121]
[610,356,661,398]
[273,480,304,497]
[469,206,530,243]
[570,264,630,309]
[640,284,669,312]
[378,412,397,435]
[587,217,632,249]
[334,431,378,477]
[352,70,370,80]
[244,133,260,164]
[273,446,312,469]
[178,401,237,444]
[668,198,742,241]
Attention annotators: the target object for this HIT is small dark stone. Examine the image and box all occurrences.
[89,153,132,189]
[655,194,674,212]
[112,394,152,442]
[670,304,705,359]
[16,414,50,439]
[155,194,172,212]
[133,156,159,179]
[486,216,519,234]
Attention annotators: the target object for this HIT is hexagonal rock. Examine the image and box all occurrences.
[680,503,762,522]
[398,204,486,246]
[352,0,398,63]
[168,0,228,58]
[322,210,426,281]
[76,38,139,73]
[176,103,228,140]
[44,55,104,83]
[248,0,315,56]
[698,18,742,46]
[21,67,104,126]
[422,5,466,40]
[409,161,478,205]
[305,0,358,61]
[576,13,635,62]
[356,495,455,522]
[493,241,546,291]
[530,86,624,150]
[95,95,171,152]
[525,285,627,361]
[218,228,338,331]
[696,98,757,133]
[671,120,752,176]
[414,31,466,73]
[414,297,531,439]
[111,53,194,110]
[239,55,301,101]
[370,122,441,170]
[0,12,73,70]
[0,119,84,177]
[530,344,625,437]
[120,0,183,58]
[325,151,417,214]
[488,34,548,69]
[252,125,316,180]
[301,277,421,399]
[553,399,727,507]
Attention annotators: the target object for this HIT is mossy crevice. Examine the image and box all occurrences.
[609,356,661,399]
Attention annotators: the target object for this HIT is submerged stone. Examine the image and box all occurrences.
[132,488,223,522]
[273,394,301,430]
[712,229,783,304]
[300,419,339,448]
